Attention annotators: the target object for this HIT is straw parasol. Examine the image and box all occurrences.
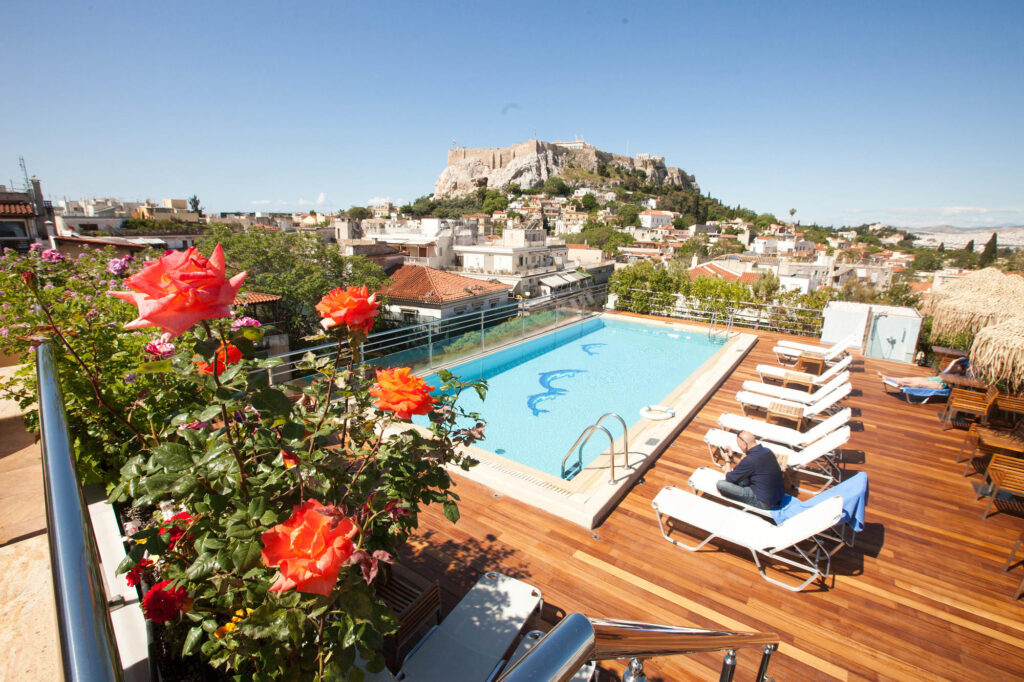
[927,270,1024,339]
[970,318,1024,392]
[920,267,1021,316]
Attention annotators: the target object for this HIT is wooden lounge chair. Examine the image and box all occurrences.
[773,333,857,374]
[396,571,543,682]
[756,355,852,390]
[941,385,998,429]
[1003,530,1024,600]
[979,453,1024,519]
[741,371,850,405]
[652,486,844,591]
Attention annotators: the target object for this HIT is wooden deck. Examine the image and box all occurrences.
[399,322,1024,681]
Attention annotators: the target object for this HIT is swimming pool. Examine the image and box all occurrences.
[420,316,725,478]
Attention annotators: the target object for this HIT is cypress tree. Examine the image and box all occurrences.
[978,232,998,267]
[937,242,945,252]
[965,239,975,253]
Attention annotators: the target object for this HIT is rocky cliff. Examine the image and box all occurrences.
[434,139,698,197]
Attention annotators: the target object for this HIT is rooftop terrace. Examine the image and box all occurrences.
[397,319,1024,680]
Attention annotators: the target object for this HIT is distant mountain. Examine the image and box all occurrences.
[909,225,1024,248]
[909,224,1024,234]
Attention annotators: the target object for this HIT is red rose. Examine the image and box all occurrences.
[315,286,379,334]
[369,367,437,420]
[109,244,247,337]
[158,511,194,551]
[125,557,153,587]
[260,499,357,596]
[193,342,243,376]
[142,580,192,623]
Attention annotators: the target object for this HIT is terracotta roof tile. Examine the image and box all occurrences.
[233,291,282,305]
[376,265,511,304]
[0,202,33,217]
[688,262,756,284]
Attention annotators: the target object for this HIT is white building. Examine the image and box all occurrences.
[639,209,675,229]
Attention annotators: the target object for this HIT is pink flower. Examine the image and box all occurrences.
[145,337,177,359]
[41,248,65,263]
[231,316,261,329]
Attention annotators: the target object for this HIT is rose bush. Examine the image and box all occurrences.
[5,244,486,679]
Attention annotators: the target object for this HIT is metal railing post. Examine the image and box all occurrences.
[37,343,124,682]
[427,324,433,368]
[718,649,737,682]
[480,310,485,352]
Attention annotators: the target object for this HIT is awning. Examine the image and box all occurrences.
[540,275,569,288]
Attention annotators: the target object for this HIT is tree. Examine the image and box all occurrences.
[581,193,598,212]
[543,176,569,197]
[789,208,796,224]
[345,206,372,221]
[937,242,945,252]
[965,239,975,253]
[615,203,640,228]
[978,232,998,267]
[188,194,203,217]
[198,226,388,344]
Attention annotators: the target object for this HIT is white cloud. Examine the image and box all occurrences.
[297,192,328,207]
[251,199,271,205]
[366,196,403,207]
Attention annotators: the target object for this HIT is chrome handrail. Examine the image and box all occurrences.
[497,614,780,682]
[593,412,629,482]
[37,343,124,681]
[560,425,614,480]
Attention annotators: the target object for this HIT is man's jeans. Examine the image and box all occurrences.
[716,479,769,510]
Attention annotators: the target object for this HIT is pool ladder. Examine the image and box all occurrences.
[560,413,629,483]
[708,310,734,342]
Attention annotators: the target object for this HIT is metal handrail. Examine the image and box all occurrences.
[36,343,124,681]
[560,425,614,480]
[593,412,629,483]
[497,614,780,682]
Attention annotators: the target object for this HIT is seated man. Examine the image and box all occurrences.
[716,431,785,510]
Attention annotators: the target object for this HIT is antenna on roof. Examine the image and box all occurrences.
[18,156,30,192]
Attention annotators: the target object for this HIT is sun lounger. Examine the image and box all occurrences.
[881,357,969,404]
[717,407,852,449]
[396,571,543,682]
[757,355,852,388]
[703,425,851,485]
[742,371,850,405]
[687,469,868,551]
[505,630,596,681]
[736,383,851,421]
[652,486,844,591]
[773,333,856,370]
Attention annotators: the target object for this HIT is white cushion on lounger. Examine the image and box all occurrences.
[741,371,850,404]
[757,355,852,384]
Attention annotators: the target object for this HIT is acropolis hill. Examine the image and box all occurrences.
[434,139,699,197]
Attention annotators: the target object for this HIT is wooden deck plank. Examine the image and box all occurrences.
[400,322,1024,680]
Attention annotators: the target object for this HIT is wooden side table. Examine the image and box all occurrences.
[798,351,826,376]
[377,564,442,670]
[767,401,804,430]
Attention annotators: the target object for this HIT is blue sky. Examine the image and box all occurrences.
[2,1,1022,229]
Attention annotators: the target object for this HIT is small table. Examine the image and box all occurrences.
[798,351,826,376]
[378,564,442,670]
[767,401,804,429]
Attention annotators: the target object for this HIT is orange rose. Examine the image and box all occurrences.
[109,244,247,337]
[369,367,437,420]
[260,499,357,596]
[194,342,243,376]
[315,286,379,334]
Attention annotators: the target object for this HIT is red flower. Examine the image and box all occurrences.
[125,558,153,587]
[108,244,247,337]
[315,286,379,334]
[260,499,357,596]
[369,367,437,420]
[281,450,299,469]
[194,342,243,376]
[158,511,194,551]
[142,580,192,623]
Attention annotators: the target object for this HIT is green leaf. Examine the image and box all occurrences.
[153,443,192,471]
[198,405,222,422]
[183,626,204,656]
[279,421,306,440]
[442,500,460,523]
[185,555,218,581]
[136,360,172,374]
[238,326,265,342]
[252,388,292,417]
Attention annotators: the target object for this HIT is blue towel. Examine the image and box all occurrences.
[902,386,950,399]
[770,472,869,532]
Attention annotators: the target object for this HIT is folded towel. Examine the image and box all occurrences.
[771,472,868,532]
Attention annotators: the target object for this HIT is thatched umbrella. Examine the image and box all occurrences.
[928,271,1024,339]
[920,267,1022,316]
[970,318,1024,391]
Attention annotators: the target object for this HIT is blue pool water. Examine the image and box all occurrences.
[417,317,724,478]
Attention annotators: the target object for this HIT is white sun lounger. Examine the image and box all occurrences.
[736,382,852,420]
[652,486,844,591]
[741,371,850,405]
[757,355,852,387]
[717,407,852,449]
[773,333,856,367]
[703,425,851,485]
[396,572,543,682]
